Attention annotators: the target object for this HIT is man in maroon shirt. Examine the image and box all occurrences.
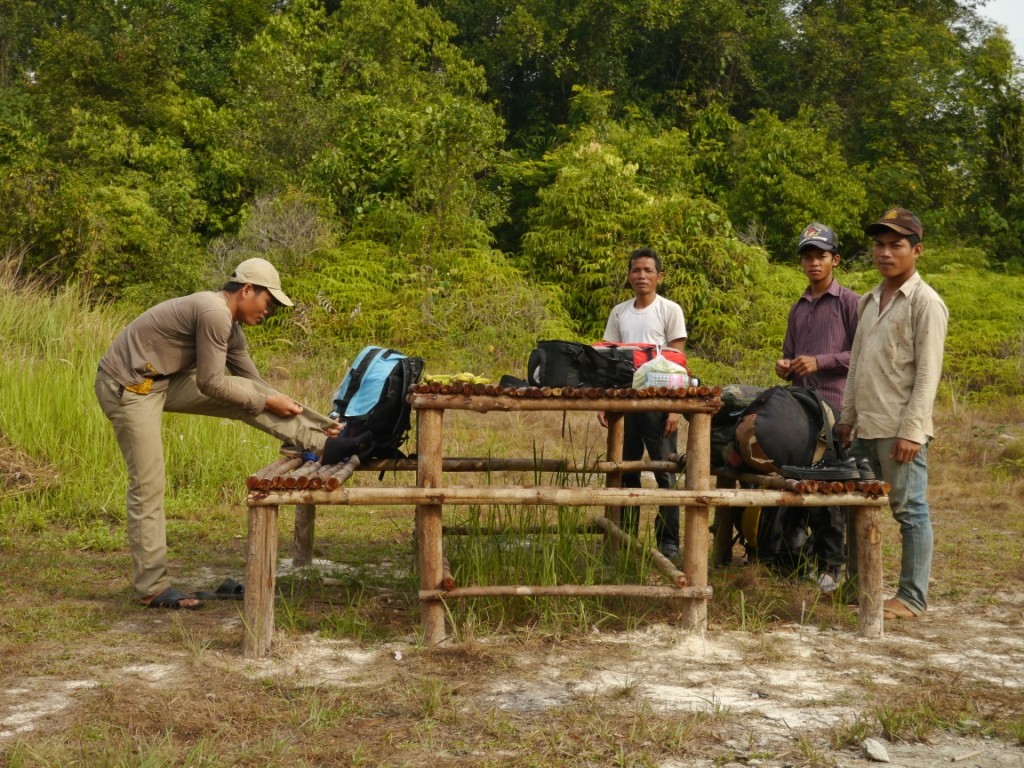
[774,223,860,591]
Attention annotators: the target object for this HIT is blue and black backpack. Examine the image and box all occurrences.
[322,346,425,464]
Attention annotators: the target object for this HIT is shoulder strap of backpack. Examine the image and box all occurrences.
[820,399,846,460]
[335,347,387,411]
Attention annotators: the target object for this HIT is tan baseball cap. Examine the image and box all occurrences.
[230,258,293,307]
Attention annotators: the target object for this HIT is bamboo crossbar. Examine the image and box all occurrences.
[588,514,688,588]
[420,585,714,600]
[249,485,888,508]
[251,456,686,487]
[442,523,606,536]
[360,457,686,474]
[713,467,891,497]
[410,383,720,399]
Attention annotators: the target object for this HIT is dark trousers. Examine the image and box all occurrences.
[806,506,845,570]
[620,411,679,548]
[758,505,844,574]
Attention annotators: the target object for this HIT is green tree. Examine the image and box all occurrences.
[517,101,782,364]
[725,108,868,259]
[787,0,1024,255]
[0,0,271,294]
[430,0,794,140]
[210,0,504,249]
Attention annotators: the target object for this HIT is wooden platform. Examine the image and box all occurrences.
[241,388,889,657]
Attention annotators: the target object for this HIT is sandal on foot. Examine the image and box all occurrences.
[195,578,244,601]
[883,597,918,620]
[142,587,201,610]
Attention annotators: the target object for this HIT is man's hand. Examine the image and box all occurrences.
[836,424,853,450]
[775,358,792,380]
[664,413,680,437]
[787,354,819,377]
[597,411,608,428]
[892,438,921,463]
[265,393,304,418]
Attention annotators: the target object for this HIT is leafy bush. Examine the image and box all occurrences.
[928,267,1024,401]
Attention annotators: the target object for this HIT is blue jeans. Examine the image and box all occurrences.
[852,437,932,614]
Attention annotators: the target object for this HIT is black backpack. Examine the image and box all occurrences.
[717,386,843,570]
[710,384,766,467]
[322,346,425,464]
[730,386,842,474]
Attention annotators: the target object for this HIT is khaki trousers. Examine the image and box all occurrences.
[95,368,333,598]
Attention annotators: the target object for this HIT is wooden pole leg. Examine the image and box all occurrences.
[417,503,445,645]
[682,412,712,631]
[293,503,316,568]
[417,408,447,646]
[855,505,884,638]
[243,503,279,659]
[603,412,625,561]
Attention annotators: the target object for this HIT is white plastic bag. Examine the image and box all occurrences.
[632,351,689,389]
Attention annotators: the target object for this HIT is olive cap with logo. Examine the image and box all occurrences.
[797,222,839,254]
[230,257,293,307]
[864,208,923,240]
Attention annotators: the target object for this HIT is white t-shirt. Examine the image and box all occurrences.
[603,294,687,346]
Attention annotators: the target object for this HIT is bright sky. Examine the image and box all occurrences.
[980,0,1024,60]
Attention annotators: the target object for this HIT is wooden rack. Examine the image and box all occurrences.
[241,387,888,658]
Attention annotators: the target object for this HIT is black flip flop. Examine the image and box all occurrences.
[216,578,244,599]
[142,587,202,610]
[196,578,244,601]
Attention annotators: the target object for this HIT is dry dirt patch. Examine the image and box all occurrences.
[3,593,1024,766]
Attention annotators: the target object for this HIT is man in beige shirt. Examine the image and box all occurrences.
[95,258,339,609]
[837,209,948,620]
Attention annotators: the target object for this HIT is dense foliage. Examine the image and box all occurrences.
[1,0,1022,380]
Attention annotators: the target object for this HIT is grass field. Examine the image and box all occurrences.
[1,270,1023,766]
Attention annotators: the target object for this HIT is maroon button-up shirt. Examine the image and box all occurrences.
[782,279,860,412]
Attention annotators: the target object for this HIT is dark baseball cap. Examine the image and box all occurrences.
[797,222,838,254]
[864,208,923,240]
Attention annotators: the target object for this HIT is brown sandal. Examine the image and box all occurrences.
[883,597,918,620]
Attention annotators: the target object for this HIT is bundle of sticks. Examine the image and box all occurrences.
[409,382,720,399]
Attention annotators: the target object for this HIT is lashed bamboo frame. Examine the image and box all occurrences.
[242,391,887,658]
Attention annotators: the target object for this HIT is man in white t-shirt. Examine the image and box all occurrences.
[598,247,688,559]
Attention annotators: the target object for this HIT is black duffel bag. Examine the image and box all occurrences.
[526,341,634,388]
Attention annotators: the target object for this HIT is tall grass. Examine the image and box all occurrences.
[0,264,671,639]
[0,268,286,544]
[444,501,658,634]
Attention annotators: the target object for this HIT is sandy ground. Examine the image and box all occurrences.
[3,583,1023,767]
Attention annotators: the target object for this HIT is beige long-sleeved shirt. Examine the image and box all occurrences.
[98,291,268,414]
[839,272,948,444]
